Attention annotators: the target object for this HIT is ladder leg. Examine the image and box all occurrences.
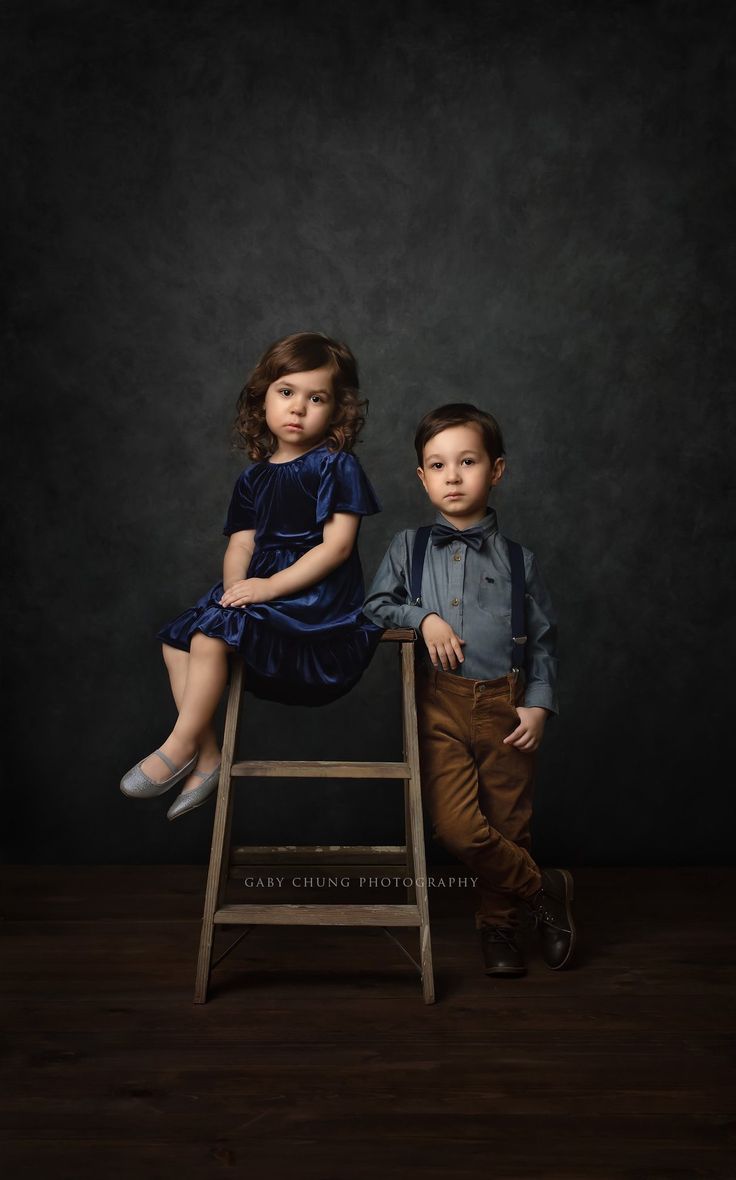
[401,643,435,1004]
[402,645,417,906]
[194,655,245,1003]
[403,778,417,904]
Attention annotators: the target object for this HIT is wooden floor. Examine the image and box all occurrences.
[1,866,735,1179]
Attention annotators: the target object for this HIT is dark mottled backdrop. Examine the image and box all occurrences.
[4,0,733,863]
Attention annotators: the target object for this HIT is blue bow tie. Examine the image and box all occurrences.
[431,523,485,551]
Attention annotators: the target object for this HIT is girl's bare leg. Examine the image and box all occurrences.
[139,634,229,785]
[158,643,223,790]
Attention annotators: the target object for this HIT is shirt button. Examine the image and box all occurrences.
[453,552,462,562]
[451,597,460,606]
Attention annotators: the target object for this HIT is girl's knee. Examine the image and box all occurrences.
[190,630,228,654]
[162,642,187,663]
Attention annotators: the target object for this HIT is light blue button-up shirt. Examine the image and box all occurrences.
[363,507,559,714]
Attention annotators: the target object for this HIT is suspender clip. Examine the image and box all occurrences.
[512,634,527,645]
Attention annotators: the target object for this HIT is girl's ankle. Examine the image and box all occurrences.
[166,732,198,760]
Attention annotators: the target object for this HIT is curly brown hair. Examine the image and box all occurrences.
[232,331,368,461]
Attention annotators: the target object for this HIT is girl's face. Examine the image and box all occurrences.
[263,366,336,456]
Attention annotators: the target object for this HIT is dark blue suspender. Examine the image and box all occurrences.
[409,526,432,607]
[410,527,527,672]
[507,538,528,673]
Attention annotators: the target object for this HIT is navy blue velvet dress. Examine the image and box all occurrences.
[155,443,383,706]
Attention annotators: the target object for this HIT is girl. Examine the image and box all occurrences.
[120,331,382,821]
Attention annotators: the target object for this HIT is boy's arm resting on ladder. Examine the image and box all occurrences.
[219,514,359,606]
[362,532,433,632]
[364,533,464,666]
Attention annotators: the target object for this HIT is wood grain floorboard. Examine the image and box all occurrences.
[1,866,734,1179]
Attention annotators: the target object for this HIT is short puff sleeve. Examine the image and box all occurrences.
[315,450,382,526]
[222,469,257,535]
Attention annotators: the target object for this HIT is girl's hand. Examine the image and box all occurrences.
[502,706,549,752]
[419,613,466,670]
[219,578,275,607]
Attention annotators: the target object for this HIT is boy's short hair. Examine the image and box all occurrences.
[414,403,505,466]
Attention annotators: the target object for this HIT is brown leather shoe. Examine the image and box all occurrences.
[479,925,526,976]
[527,868,576,969]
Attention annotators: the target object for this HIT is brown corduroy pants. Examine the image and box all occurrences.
[416,665,543,929]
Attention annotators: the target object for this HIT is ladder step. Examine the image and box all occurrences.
[231,760,411,779]
[213,903,422,926]
[231,844,408,865]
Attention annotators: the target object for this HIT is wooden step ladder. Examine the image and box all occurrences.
[194,629,435,1004]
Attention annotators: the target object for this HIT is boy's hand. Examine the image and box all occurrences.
[219,578,275,607]
[420,613,466,670]
[503,705,549,752]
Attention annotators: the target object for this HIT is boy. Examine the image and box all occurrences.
[363,404,575,976]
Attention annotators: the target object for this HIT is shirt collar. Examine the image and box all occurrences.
[434,506,498,538]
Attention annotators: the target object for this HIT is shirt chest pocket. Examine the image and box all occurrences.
[475,572,512,623]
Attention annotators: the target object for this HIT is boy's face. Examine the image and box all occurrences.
[417,423,505,528]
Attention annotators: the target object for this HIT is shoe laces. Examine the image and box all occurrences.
[529,892,570,935]
[481,925,517,946]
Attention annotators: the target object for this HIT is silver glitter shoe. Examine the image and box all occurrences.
[120,748,199,799]
[166,764,222,821]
